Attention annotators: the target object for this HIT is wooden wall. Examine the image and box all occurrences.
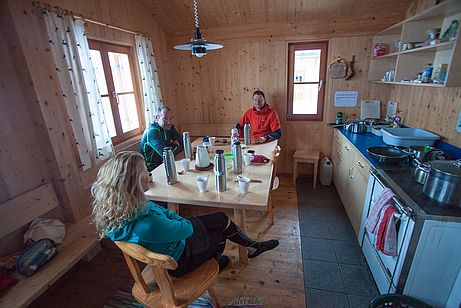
[165,35,390,174]
[0,0,170,226]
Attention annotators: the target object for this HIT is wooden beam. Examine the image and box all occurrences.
[167,13,405,45]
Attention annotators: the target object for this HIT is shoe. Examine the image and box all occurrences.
[217,255,230,272]
[248,239,279,258]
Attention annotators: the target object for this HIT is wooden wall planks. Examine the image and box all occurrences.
[390,86,461,147]
[1,0,170,221]
[165,35,391,174]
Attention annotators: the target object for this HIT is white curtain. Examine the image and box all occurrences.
[135,35,163,127]
[43,10,113,170]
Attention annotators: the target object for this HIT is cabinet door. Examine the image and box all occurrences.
[331,139,343,193]
[348,152,371,236]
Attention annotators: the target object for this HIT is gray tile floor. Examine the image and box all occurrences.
[297,177,379,308]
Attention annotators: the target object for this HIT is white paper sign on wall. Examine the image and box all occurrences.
[334,91,358,107]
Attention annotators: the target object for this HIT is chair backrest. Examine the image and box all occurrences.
[270,145,281,187]
[114,241,179,305]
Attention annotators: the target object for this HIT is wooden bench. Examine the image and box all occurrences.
[0,183,100,308]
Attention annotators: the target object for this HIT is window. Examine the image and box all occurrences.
[287,42,328,121]
[89,40,143,144]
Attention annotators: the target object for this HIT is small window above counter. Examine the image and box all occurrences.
[368,0,461,87]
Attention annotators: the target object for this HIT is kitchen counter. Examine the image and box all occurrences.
[335,128,461,221]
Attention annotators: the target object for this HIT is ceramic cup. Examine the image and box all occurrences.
[238,176,250,194]
[196,176,208,193]
[209,136,216,147]
[247,149,255,155]
[243,153,252,166]
[181,158,190,171]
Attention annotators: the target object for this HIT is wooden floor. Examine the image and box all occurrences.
[30,175,306,308]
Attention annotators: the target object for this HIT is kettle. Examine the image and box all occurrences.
[196,145,211,168]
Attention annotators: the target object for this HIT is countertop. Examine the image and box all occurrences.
[335,128,461,220]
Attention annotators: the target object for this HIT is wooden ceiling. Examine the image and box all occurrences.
[142,0,414,35]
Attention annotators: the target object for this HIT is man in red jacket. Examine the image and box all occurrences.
[236,90,282,143]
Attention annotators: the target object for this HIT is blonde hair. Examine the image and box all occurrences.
[91,151,147,237]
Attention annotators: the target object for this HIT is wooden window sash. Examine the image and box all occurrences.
[88,40,144,145]
[287,41,328,121]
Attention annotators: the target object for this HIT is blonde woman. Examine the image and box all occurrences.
[91,151,279,277]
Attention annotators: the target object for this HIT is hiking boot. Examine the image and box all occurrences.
[248,240,279,258]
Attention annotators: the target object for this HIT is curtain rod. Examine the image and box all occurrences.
[73,16,139,35]
[34,1,146,37]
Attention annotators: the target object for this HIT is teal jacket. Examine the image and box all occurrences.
[106,201,193,261]
[140,122,183,171]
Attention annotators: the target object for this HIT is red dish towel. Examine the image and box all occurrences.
[375,204,398,256]
[365,187,395,234]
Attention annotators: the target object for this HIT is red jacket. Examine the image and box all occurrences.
[237,104,281,141]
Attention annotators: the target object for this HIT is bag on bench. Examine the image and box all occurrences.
[16,238,58,277]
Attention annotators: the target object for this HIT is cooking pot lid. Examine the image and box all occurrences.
[428,159,461,177]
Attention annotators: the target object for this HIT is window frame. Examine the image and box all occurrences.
[88,39,144,145]
[287,41,328,121]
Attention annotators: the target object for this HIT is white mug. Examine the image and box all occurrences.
[243,153,252,166]
[238,176,250,194]
[196,176,208,193]
[209,137,216,147]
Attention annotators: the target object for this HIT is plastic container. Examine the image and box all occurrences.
[319,157,333,186]
[381,128,439,147]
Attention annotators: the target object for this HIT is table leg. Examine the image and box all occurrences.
[233,208,248,264]
[168,203,179,214]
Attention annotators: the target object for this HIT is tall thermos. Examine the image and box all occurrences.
[233,141,243,174]
[244,122,251,145]
[183,132,193,160]
[163,147,178,185]
[214,150,227,192]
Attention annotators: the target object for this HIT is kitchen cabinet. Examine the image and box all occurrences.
[332,129,371,235]
[368,0,461,87]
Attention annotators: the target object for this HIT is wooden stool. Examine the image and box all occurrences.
[293,149,320,188]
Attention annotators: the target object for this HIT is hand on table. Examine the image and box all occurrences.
[255,136,268,144]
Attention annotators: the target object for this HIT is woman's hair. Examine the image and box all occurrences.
[91,151,147,236]
[252,90,265,99]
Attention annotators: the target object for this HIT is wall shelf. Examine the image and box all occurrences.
[368,0,461,87]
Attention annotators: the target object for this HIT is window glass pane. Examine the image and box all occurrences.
[118,93,140,133]
[294,49,321,83]
[101,97,116,137]
[293,84,319,114]
[89,49,108,95]
[108,52,134,93]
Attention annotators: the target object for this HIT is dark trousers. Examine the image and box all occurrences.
[170,212,228,277]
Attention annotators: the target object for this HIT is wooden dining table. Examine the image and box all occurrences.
[145,138,278,264]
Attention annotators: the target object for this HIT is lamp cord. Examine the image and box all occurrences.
[194,0,199,29]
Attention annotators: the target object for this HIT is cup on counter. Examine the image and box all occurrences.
[243,153,252,166]
[196,176,208,193]
[238,176,250,194]
[181,158,190,171]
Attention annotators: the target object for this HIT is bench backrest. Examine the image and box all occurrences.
[0,183,59,238]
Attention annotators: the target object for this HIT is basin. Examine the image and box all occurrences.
[381,128,439,147]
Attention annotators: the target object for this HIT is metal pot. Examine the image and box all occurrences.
[345,121,367,134]
[413,158,430,184]
[404,145,431,161]
[422,159,461,207]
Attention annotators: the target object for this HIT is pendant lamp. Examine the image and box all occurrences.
[173,0,223,58]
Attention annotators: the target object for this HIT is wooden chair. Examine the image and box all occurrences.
[268,145,281,225]
[114,241,220,308]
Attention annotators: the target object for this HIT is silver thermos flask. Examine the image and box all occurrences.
[214,150,227,192]
[163,147,177,185]
[233,141,243,174]
[183,132,193,160]
[244,122,251,145]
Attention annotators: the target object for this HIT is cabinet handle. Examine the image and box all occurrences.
[348,166,354,178]
[335,135,339,141]
[344,145,350,151]
[357,161,364,168]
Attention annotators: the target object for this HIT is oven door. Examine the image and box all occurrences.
[360,169,415,294]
